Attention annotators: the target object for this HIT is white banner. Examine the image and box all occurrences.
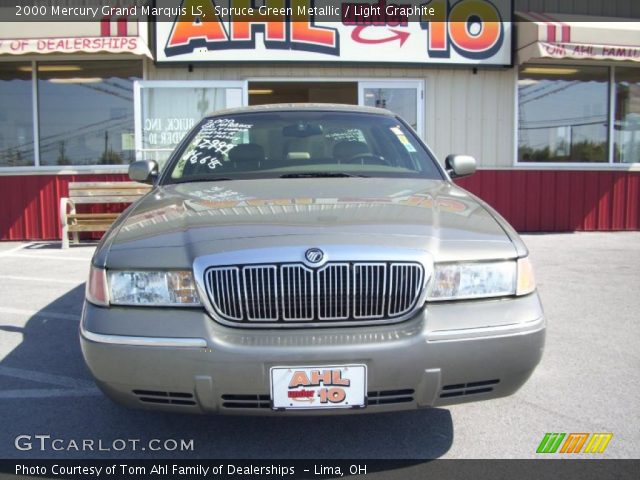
[0,17,151,57]
[0,36,152,57]
[536,41,640,63]
[154,0,512,66]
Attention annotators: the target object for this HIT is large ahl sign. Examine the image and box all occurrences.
[154,0,512,65]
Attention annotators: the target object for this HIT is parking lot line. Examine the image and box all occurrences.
[2,253,91,262]
[0,243,30,257]
[0,275,81,285]
[0,365,95,389]
[0,387,101,399]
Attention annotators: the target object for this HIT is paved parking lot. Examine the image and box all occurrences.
[0,233,638,459]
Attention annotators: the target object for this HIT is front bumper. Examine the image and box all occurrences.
[80,294,545,415]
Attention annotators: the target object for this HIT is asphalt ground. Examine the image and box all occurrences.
[0,233,638,460]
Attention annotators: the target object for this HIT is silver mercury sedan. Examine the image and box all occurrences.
[80,104,545,415]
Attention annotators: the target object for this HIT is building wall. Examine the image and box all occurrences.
[146,62,517,169]
[427,68,516,169]
[458,170,640,231]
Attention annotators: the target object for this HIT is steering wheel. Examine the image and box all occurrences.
[345,153,390,166]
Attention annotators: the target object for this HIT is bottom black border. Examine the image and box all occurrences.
[1,459,638,480]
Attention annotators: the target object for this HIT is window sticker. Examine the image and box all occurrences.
[199,118,253,141]
[183,149,224,170]
[325,128,366,143]
[390,126,417,153]
[176,118,253,173]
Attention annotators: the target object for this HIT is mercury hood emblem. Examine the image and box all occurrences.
[305,248,324,264]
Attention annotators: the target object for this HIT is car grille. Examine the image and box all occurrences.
[367,389,415,405]
[132,390,197,406]
[220,390,415,409]
[221,394,270,409]
[439,379,500,398]
[204,262,425,326]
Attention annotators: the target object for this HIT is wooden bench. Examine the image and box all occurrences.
[60,181,151,249]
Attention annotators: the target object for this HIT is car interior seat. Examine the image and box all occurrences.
[228,143,265,171]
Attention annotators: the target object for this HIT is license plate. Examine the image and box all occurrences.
[270,365,367,410]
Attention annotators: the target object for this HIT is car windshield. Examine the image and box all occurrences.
[165,111,443,183]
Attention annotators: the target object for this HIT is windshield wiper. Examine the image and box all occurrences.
[171,176,235,184]
[280,172,369,178]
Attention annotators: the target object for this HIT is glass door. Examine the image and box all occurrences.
[134,81,247,167]
[358,81,424,139]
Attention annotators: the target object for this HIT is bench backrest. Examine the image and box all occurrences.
[68,181,152,204]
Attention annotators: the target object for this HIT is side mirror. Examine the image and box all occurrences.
[129,160,158,184]
[445,154,476,178]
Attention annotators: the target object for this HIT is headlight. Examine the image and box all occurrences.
[108,271,201,306]
[428,258,537,301]
[428,261,516,301]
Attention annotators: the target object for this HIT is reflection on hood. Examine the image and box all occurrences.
[112,178,506,246]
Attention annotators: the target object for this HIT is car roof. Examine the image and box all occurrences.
[206,103,396,118]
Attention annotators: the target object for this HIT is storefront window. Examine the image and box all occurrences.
[518,66,609,163]
[139,86,232,166]
[614,68,640,164]
[361,87,418,131]
[37,61,141,166]
[0,63,34,167]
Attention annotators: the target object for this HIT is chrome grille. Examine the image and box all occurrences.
[243,266,278,321]
[281,265,314,321]
[207,267,243,321]
[204,262,424,326]
[389,263,423,316]
[353,263,386,319]
[317,263,350,320]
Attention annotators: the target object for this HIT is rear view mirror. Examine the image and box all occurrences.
[129,160,159,184]
[445,154,476,178]
[282,123,323,137]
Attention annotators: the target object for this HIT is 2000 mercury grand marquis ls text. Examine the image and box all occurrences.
[80,104,545,415]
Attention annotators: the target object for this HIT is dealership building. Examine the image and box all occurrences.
[1,0,640,241]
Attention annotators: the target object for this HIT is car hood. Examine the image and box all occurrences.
[98,178,517,269]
